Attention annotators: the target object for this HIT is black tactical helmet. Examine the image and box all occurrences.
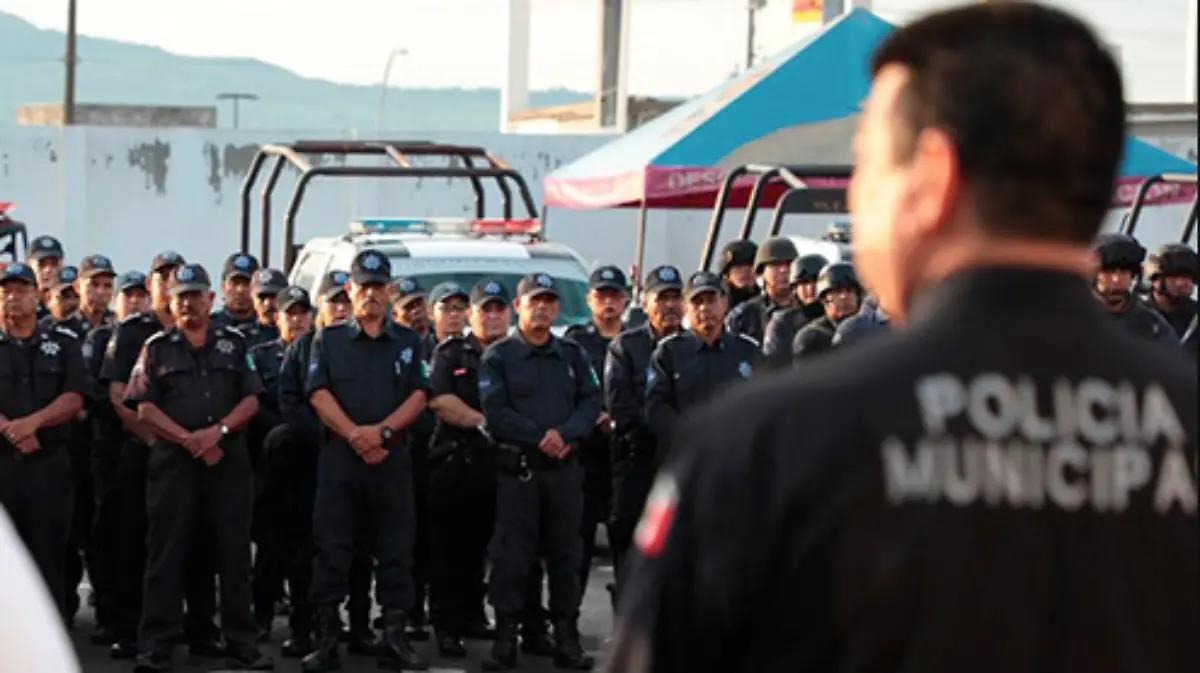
[719,240,758,275]
[816,262,860,297]
[753,237,799,273]
[1144,243,1199,281]
[790,254,829,284]
[1093,233,1146,272]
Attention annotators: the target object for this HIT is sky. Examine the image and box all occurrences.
[0,0,1192,101]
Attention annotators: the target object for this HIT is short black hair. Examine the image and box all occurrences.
[870,1,1126,243]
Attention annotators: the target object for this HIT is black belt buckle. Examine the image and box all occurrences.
[517,454,532,482]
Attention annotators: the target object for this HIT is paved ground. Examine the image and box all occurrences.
[72,564,616,673]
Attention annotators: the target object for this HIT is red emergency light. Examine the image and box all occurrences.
[469,218,542,236]
[0,202,14,216]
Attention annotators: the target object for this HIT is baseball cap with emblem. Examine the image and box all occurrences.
[222,253,260,281]
[588,265,627,292]
[170,264,212,295]
[644,265,684,294]
[117,270,148,293]
[429,282,469,305]
[516,272,559,300]
[253,268,288,296]
[389,276,426,304]
[277,286,313,312]
[471,279,510,307]
[150,250,185,273]
[0,262,37,286]
[318,270,351,300]
[51,266,79,293]
[351,250,391,285]
[684,270,726,300]
[27,235,64,261]
[79,254,117,279]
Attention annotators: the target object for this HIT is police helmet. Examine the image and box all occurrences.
[1093,233,1146,272]
[719,240,758,276]
[753,237,799,273]
[790,254,829,285]
[1144,243,1199,281]
[815,262,860,298]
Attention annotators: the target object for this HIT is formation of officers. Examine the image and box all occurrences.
[0,213,1194,671]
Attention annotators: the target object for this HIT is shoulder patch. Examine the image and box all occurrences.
[217,326,248,341]
[144,330,171,347]
[53,325,79,340]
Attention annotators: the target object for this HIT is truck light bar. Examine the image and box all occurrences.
[350,217,543,237]
[0,202,14,215]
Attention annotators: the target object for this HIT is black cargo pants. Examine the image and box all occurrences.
[428,440,495,632]
[0,446,74,614]
[608,438,657,602]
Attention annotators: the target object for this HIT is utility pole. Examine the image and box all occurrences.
[746,0,766,70]
[216,93,259,130]
[63,0,78,125]
[377,48,409,134]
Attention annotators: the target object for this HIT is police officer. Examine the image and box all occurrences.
[304,249,431,672]
[833,293,891,348]
[607,5,1199,671]
[250,286,315,641]
[564,265,627,607]
[718,240,760,309]
[1091,233,1177,345]
[74,254,118,331]
[99,250,220,659]
[391,276,437,355]
[479,272,601,671]
[761,253,828,368]
[0,262,87,618]
[1144,242,1198,355]
[85,270,150,648]
[425,279,501,656]
[792,262,863,361]
[123,263,271,672]
[249,268,287,346]
[211,252,261,334]
[40,265,81,329]
[604,265,684,604]
[724,237,800,342]
[26,234,65,319]
[314,270,352,326]
[645,270,761,452]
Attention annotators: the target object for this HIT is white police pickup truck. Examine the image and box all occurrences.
[287,217,593,332]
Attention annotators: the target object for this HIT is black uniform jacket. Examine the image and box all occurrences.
[608,267,1198,673]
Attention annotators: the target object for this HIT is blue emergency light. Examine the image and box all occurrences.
[350,218,432,234]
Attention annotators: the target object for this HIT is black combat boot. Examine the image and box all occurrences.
[520,616,558,657]
[378,609,430,671]
[481,615,520,671]
[553,616,595,670]
[282,604,313,658]
[301,605,341,673]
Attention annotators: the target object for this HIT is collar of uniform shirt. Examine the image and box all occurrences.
[170,326,223,349]
[512,331,563,359]
[907,267,1098,328]
[686,331,725,352]
[348,318,397,341]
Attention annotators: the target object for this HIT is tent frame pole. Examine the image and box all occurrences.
[633,202,649,299]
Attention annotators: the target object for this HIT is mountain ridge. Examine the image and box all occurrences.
[0,10,592,132]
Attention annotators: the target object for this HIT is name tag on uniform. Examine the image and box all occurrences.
[454,368,468,376]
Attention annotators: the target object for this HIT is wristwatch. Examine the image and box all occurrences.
[380,425,395,443]
[219,424,230,437]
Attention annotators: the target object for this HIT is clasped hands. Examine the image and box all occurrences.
[182,425,224,466]
[349,425,389,466]
[0,417,42,454]
[539,429,571,459]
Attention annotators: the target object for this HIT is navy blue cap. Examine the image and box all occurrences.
[429,281,469,305]
[351,250,391,285]
[588,265,627,291]
[117,270,147,293]
[278,286,313,312]
[389,275,426,302]
[170,264,212,295]
[253,268,288,296]
[79,254,116,278]
[222,252,260,280]
[470,279,510,307]
[516,272,558,300]
[0,262,37,285]
[644,265,683,294]
[151,250,185,273]
[318,270,351,299]
[27,235,64,261]
[51,265,79,292]
[684,270,725,299]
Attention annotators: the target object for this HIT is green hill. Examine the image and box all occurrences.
[0,11,590,132]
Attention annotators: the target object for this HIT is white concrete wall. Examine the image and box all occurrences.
[0,127,1194,286]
